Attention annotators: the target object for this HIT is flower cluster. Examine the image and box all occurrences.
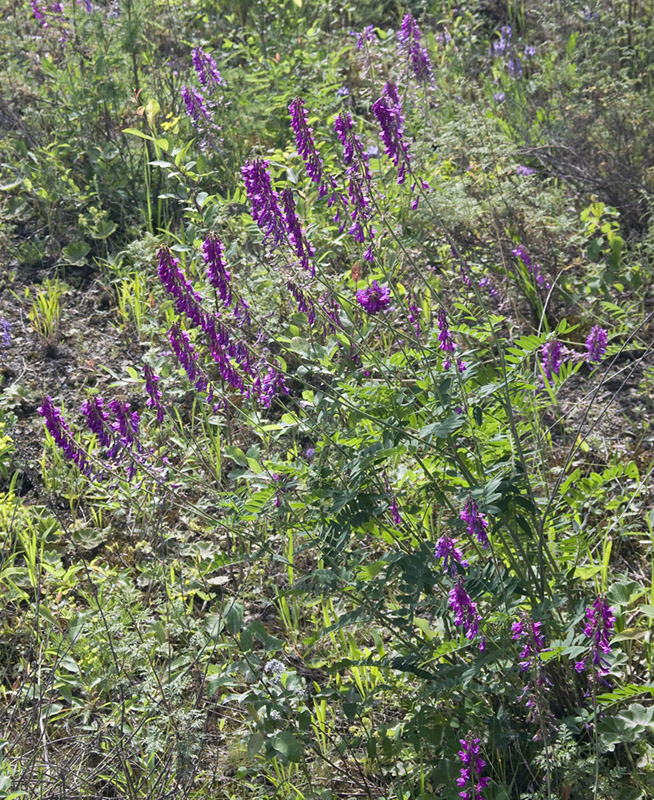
[282,187,315,274]
[511,614,546,672]
[39,396,92,476]
[575,596,615,675]
[449,579,483,641]
[143,365,165,423]
[203,234,232,307]
[437,309,465,371]
[356,281,391,314]
[512,244,548,288]
[585,325,608,363]
[540,339,565,383]
[191,47,225,94]
[254,366,290,409]
[242,158,288,250]
[460,497,490,550]
[457,735,490,800]
[289,97,332,198]
[434,535,468,576]
[372,82,410,185]
[0,318,11,358]
[398,13,433,83]
[353,24,375,49]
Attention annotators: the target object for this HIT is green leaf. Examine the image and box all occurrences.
[61,240,90,265]
[247,732,264,759]
[272,729,302,762]
[225,601,243,635]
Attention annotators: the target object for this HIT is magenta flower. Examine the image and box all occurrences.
[540,339,565,383]
[168,322,206,393]
[181,86,212,126]
[511,614,546,671]
[241,158,287,249]
[38,396,91,476]
[398,13,433,83]
[202,234,232,307]
[289,97,332,198]
[254,366,290,409]
[585,325,608,363]
[191,47,225,94]
[460,497,490,550]
[81,396,112,449]
[434,535,468,576]
[143,365,165,423]
[575,596,614,675]
[457,734,490,800]
[449,578,482,641]
[281,187,315,274]
[372,83,411,184]
[356,281,391,314]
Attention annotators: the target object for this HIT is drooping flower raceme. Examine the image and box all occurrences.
[540,339,565,383]
[398,13,433,83]
[289,97,332,199]
[437,308,465,371]
[191,47,225,94]
[585,325,608,363]
[143,365,165,423]
[512,244,548,287]
[372,83,410,185]
[356,281,391,314]
[202,234,232,307]
[461,497,490,550]
[242,158,287,250]
[575,596,615,675]
[449,578,483,642]
[281,187,315,274]
[434,535,468,576]
[38,396,92,476]
[511,614,546,672]
[457,734,490,800]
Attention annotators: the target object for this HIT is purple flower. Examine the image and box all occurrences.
[372,83,410,184]
[460,497,490,549]
[143,365,165,423]
[106,399,140,459]
[407,292,421,334]
[457,734,490,800]
[38,396,91,476]
[508,56,523,79]
[168,322,206,392]
[449,578,482,641]
[356,281,391,314]
[398,13,433,83]
[319,293,342,336]
[288,281,316,325]
[305,447,316,460]
[0,318,11,357]
[81,396,112,449]
[282,187,315,274]
[575,596,614,675]
[434,535,468,576]
[437,308,465,371]
[157,247,206,329]
[524,44,536,57]
[202,233,232,307]
[515,165,535,176]
[493,91,505,104]
[255,366,289,409]
[181,85,212,127]
[289,97,329,198]
[512,243,547,287]
[353,24,375,49]
[511,614,545,671]
[191,47,225,94]
[540,339,565,383]
[242,158,287,249]
[334,111,371,181]
[585,325,608,363]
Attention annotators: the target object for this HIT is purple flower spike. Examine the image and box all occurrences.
[203,233,232,307]
[191,47,225,94]
[398,13,433,83]
[181,86,212,127]
[242,158,287,249]
[254,366,290,409]
[540,339,565,383]
[449,578,482,641]
[38,396,91,476]
[460,497,490,549]
[372,83,411,184]
[289,97,330,198]
[143,365,165,423]
[356,281,391,314]
[585,325,608,363]
[81,396,112,449]
[434,535,468,576]
[457,734,490,800]
[168,322,205,392]
[282,187,315,274]
[575,595,614,675]
[511,614,546,671]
